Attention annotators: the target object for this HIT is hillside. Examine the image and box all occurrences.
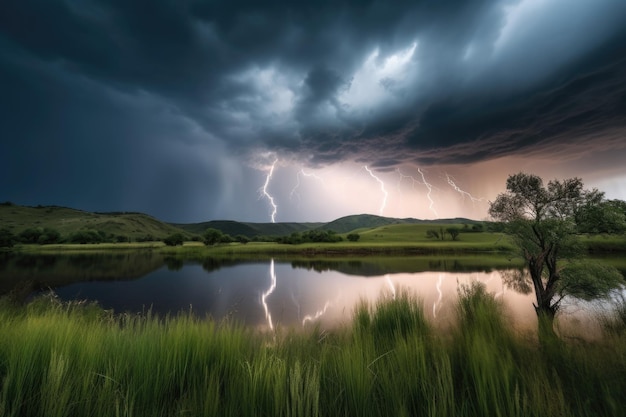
[0,203,484,241]
[0,203,186,240]
[172,220,324,237]
[318,214,482,234]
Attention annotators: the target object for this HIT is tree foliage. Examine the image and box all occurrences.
[203,228,224,246]
[446,227,460,241]
[68,230,104,244]
[163,233,185,246]
[347,233,360,242]
[277,230,343,244]
[489,173,623,328]
[0,228,16,248]
[575,199,626,234]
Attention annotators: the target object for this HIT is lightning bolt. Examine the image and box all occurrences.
[261,259,277,330]
[445,173,485,204]
[364,166,388,216]
[418,168,439,218]
[396,168,440,217]
[433,273,444,318]
[396,168,422,189]
[290,169,326,204]
[259,159,278,223]
[302,301,331,326]
[386,274,396,300]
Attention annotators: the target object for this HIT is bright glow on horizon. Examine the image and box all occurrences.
[240,155,536,223]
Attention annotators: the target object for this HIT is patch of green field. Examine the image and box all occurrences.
[1,286,625,417]
[580,234,626,253]
[160,225,514,256]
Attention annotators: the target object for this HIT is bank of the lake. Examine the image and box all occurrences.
[9,231,625,257]
[1,286,625,417]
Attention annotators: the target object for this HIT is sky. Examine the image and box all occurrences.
[1,0,625,223]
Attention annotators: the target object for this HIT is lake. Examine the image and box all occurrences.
[1,252,623,335]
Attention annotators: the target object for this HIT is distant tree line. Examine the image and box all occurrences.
[195,228,352,246]
[275,230,343,244]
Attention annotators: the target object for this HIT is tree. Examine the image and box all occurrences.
[38,228,61,244]
[163,233,185,246]
[446,227,460,241]
[347,233,360,242]
[68,230,103,244]
[235,235,250,244]
[0,228,16,248]
[489,173,623,335]
[203,228,224,246]
[576,199,626,234]
[426,229,440,240]
[18,228,43,244]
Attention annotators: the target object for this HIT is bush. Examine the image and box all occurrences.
[18,228,43,244]
[203,228,224,245]
[38,228,62,244]
[446,227,460,241]
[68,230,104,244]
[426,229,440,240]
[347,233,360,242]
[235,235,250,244]
[163,233,185,246]
[0,228,16,248]
[278,229,343,244]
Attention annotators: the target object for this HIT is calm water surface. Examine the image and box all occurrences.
[2,252,623,333]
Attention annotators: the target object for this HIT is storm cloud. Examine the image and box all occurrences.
[1,0,625,221]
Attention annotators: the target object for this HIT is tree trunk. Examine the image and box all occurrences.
[536,307,560,351]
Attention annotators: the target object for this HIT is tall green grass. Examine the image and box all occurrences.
[1,288,625,417]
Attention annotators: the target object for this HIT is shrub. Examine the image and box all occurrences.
[163,233,185,246]
[68,230,103,244]
[0,228,16,248]
[235,235,250,244]
[38,228,62,244]
[347,233,360,242]
[203,228,224,245]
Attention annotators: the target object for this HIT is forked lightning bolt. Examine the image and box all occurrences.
[418,168,439,218]
[261,259,277,330]
[364,166,388,216]
[260,159,278,223]
[446,173,485,204]
[396,168,439,217]
[290,169,326,204]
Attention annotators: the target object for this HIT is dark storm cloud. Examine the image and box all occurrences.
[1,0,626,220]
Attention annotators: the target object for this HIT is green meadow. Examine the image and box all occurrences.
[1,285,625,417]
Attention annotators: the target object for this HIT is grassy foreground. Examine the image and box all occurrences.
[1,287,625,417]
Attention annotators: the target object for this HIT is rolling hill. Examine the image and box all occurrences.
[318,214,482,234]
[0,202,484,240]
[171,220,324,237]
[0,203,186,240]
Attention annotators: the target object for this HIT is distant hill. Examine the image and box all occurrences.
[0,202,483,241]
[317,214,482,234]
[172,220,324,237]
[0,203,186,240]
